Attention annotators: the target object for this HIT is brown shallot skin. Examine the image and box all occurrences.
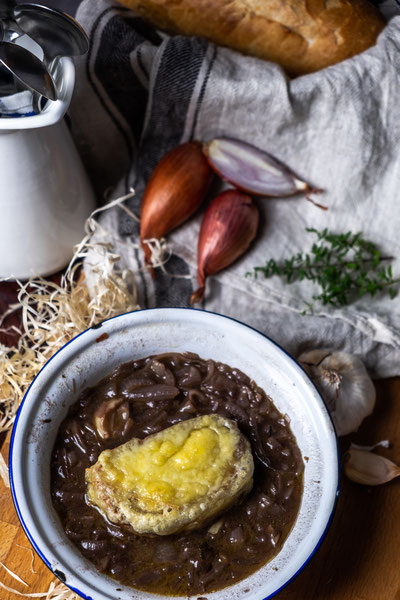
[191,189,259,304]
[140,141,213,266]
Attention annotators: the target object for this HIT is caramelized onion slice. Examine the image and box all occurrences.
[123,384,180,401]
[94,398,133,440]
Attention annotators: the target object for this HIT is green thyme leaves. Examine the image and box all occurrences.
[247,228,398,313]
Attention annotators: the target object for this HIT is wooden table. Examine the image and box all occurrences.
[1,280,399,600]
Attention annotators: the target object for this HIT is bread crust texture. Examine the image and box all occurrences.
[118,0,385,75]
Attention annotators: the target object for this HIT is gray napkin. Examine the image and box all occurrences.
[71,0,400,378]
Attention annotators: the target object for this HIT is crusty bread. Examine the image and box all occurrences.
[86,414,254,536]
[117,0,385,75]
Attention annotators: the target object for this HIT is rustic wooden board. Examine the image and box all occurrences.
[0,436,55,598]
[0,378,399,600]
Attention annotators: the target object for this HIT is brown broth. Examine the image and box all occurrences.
[51,352,304,596]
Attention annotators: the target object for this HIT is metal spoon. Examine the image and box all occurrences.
[13,3,89,68]
[0,41,56,100]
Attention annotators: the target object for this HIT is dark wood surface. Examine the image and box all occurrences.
[0,280,400,599]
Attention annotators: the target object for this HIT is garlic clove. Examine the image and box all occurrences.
[298,349,375,437]
[344,449,400,486]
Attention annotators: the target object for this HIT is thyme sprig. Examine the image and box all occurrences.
[247,228,398,314]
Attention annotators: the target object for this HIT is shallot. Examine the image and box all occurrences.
[203,137,325,208]
[191,189,259,304]
[140,141,213,267]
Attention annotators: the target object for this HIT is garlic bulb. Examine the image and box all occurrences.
[298,349,376,437]
[344,449,400,486]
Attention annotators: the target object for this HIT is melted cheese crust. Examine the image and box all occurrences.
[86,413,254,535]
[94,415,237,510]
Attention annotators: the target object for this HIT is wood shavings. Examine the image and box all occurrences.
[0,562,28,586]
[142,237,172,271]
[0,191,139,600]
[16,545,37,574]
[0,190,140,434]
[42,581,77,600]
[0,451,10,488]
[0,563,77,598]
[0,579,77,598]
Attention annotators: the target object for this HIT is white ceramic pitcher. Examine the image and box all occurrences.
[0,51,96,279]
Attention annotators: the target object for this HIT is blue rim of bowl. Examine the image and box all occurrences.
[9,306,340,600]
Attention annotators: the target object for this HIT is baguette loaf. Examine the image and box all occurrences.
[118,0,385,75]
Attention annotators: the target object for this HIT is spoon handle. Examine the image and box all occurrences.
[0,41,57,101]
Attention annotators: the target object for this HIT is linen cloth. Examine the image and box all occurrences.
[70,0,400,378]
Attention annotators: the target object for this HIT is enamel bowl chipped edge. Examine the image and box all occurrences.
[10,308,339,600]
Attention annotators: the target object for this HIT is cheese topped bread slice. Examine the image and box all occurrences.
[85,414,254,535]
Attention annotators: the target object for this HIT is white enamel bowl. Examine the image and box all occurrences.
[10,308,339,600]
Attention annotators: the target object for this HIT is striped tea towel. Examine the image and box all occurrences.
[69,0,400,378]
